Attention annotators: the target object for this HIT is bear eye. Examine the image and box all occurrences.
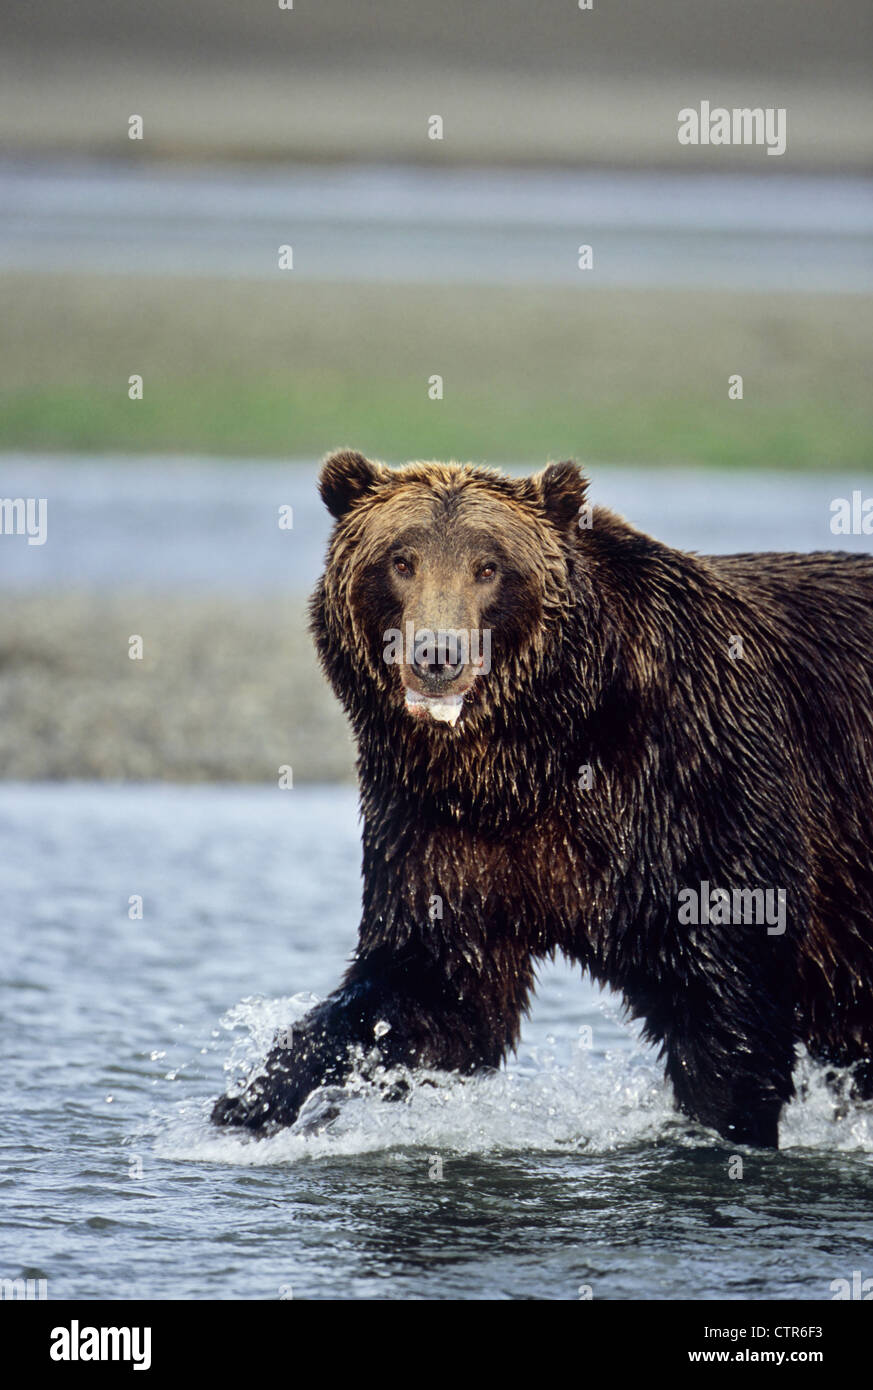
[477,562,497,581]
[393,556,413,576]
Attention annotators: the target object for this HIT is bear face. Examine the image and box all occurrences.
[314,449,592,733]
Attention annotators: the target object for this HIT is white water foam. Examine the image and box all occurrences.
[151,996,873,1167]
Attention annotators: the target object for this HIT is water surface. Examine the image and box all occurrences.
[3,161,871,290]
[2,783,872,1301]
[3,455,872,593]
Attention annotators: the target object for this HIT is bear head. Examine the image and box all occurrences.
[311,451,593,738]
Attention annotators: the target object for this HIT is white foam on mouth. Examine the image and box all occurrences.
[404,690,465,725]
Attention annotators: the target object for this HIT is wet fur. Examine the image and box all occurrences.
[212,454,873,1146]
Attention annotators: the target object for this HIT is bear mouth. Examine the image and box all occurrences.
[403,688,466,726]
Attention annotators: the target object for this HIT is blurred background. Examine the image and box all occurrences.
[1,1,872,780]
[5,8,873,1299]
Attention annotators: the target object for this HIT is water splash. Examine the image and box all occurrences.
[152,997,873,1167]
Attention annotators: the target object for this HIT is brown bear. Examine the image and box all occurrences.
[212,451,873,1147]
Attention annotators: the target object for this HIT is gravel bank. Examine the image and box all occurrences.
[0,594,355,783]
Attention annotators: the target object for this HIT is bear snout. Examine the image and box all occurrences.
[411,628,466,687]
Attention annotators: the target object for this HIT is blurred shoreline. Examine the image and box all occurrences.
[3,1,871,783]
[0,593,355,783]
[3,457,872,784]
[2,63,870,173]
[3,278,870,469]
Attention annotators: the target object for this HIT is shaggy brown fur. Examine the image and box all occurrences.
[212,452,873,1147]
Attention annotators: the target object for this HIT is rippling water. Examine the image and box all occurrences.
[3,783,872,1300]
[4,455,873,594]
[3,161,871,290]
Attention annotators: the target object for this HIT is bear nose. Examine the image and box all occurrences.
[412,629,464,683]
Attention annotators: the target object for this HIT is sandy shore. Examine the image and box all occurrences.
[1,58,869,171]
[0,594,355,783]
[4,0,871,171]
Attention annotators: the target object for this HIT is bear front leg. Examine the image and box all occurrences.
[211,946,527,1133]
[210,989,362,1132]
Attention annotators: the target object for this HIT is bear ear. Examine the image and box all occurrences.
[319,450,384,519]
[532,460,588,530]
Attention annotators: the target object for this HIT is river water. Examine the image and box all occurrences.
[2,160,872,291]
[2,779,873,1301]
[4,454,873,593]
